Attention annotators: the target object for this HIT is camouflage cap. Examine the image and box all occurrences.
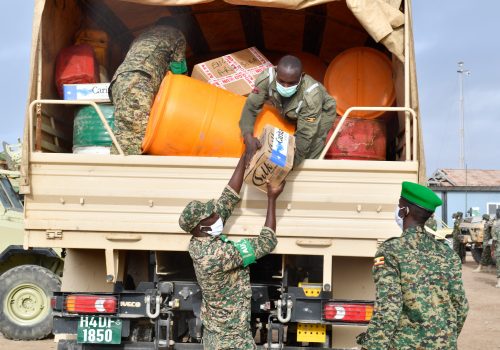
[482,214,490,221]
[179,199,216,233]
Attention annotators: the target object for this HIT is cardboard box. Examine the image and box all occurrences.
[244,125,295,192]
[63,83,110,102]
[191,47,273,96]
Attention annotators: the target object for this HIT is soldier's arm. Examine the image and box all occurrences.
[218,182,284,271]
[239,73,269,136]
[169,32,187,74]
[240,73,270,166]
[360,248,402,350]
[245,182,284,259]
[213,153,245,222]
[448,255,469,334]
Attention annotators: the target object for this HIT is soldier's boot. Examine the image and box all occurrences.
[496,278,500,288]
[473,265,482,272]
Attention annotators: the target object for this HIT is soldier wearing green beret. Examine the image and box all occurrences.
[179,153,285,349]
[357,181,468,350]
[110,17,187,155]
[239,55,337,167]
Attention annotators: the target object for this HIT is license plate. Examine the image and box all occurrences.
[77,316,122,344]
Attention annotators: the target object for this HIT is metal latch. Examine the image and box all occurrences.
[46,230,63,239]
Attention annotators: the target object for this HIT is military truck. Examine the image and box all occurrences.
[459,217,484,263]
[0,143,63,340]
[22,1,424,348]
[459,216,497,265]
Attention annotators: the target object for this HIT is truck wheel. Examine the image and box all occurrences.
[0,265,61,340]
[471,247,482,264]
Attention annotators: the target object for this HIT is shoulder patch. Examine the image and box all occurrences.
[373,256,385,267]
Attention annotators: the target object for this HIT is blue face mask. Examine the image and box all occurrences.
[276,81,299,98]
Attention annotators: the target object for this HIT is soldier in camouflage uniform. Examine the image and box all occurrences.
[357,182,469,350]
[179,153,285,349]
[240,55,336,167]
[473,214,493,272]
[452,211,466,263]
[109,19,187,155]
[492,211,500,288]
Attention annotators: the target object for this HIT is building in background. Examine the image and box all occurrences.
[428,169,500,226]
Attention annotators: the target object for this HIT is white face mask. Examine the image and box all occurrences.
[200,217,224,237]
[394,206,404,230]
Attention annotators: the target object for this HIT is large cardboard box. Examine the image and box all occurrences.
[244,125,295,192]
[191,47,273,96]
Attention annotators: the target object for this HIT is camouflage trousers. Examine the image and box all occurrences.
[480,245,493,266]
[452,234,466,263]
[203,329,256,350]
[110,71,155,155]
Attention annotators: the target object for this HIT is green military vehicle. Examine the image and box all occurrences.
[0,142,63,340]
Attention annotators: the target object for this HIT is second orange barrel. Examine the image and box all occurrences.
[324,47,395,119]
[142,73,295,157]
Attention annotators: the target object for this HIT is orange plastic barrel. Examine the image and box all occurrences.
[324,47,395,119]
[142,73,295,157]
[293,52,327,83]
[325,117,386,160]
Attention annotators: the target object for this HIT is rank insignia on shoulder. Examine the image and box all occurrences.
[373,256,385,267]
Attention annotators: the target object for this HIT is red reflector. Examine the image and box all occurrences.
[65,295,117,314]
[51,297,57,310]
[323,302,373,323]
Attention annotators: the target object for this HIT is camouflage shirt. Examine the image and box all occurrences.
[358,225,469,350]
[188,186,278,347]
[239,69,336,166]
[111,25,186,93]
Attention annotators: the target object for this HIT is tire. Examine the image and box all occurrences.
[0,265,61,340]
[471,247,482,264]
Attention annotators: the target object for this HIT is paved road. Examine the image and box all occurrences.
[1,253,499,349]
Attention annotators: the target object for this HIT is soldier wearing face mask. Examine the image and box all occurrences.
[179,152,285,350]
[239,55,337,167]
[357,181,468,350]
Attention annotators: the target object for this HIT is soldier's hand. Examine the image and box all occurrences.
[243,133,261,167]
[267,181,285,200]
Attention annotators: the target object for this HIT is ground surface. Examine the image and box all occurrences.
[1,253,499,349]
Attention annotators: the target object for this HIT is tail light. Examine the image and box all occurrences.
[323,302,373,323]
[65,295,118,314]
[51,296,57,310]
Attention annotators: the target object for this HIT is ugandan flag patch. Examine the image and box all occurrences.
[373,256,385,267]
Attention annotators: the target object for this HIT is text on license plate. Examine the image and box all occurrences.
[77,316,122,344]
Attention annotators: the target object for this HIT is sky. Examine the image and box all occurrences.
[0,0,498,176]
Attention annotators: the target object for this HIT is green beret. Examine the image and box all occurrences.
[179,199,216,233]
[401,181,442,212]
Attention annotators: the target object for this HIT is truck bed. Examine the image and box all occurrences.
[24,153,417,284]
